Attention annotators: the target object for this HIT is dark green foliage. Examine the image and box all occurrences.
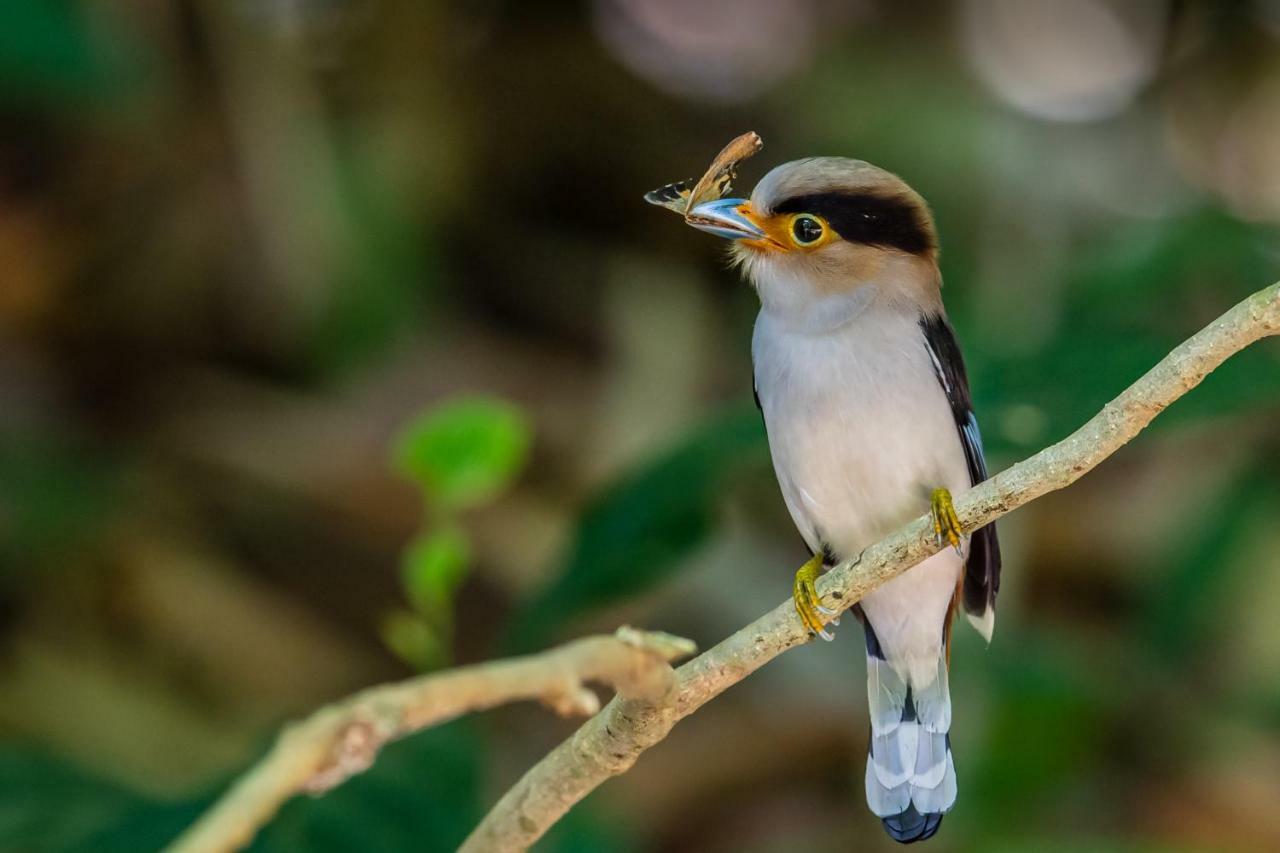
[510,407,768,650]
[968,210,1280,456]
[0,747,158,853]
[0,722,484,853]
[0,1,147,106]
[246,720,484,853]
[1142,464,1280,665]
[0,433,121,581]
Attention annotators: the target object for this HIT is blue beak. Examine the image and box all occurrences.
[686,198,765,240]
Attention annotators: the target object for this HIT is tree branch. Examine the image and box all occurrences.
[167,283,1279,853]
[167,628,697,853]
[458,281,1280,853]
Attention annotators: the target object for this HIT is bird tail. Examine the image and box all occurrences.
[864,639,957,844]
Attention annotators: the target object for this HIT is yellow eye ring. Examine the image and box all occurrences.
[789,214,827,247]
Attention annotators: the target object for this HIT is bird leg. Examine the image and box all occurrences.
[793,553,839,641]
[930,487,964,555]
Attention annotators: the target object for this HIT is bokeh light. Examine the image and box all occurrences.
[961,0,1167,122]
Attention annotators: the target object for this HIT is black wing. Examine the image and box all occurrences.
[919,313,1001,625]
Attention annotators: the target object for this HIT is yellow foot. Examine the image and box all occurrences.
[793,553,839,642]
[931,487,964,555]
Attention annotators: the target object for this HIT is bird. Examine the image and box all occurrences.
[678,157,1000,843]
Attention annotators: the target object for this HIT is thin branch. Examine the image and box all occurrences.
[459,281,1280,853]
[167,628,697,853]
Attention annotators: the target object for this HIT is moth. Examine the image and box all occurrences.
[644,131,763,219]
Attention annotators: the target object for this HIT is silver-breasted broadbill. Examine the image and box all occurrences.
[667,156,1001,844]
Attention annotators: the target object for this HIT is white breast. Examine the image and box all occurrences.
[752,297,970,680]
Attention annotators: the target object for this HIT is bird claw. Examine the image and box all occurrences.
[930,487,964,556]
[793,553,839,641]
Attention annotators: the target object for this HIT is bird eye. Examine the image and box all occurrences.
[791,215,824,245]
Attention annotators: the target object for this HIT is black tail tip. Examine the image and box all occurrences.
[881,804,944,844]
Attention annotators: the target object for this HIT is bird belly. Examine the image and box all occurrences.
[753,306,970,682]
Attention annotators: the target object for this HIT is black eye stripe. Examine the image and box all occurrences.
[773,191,934,255]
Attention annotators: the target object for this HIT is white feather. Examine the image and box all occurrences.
[913,730,949,789]
[752,279,972,823]
[865,758,911,818]
[752,295,969,681]
[912,654,952,733]
[967,606,996,643]
[870,728,912,789]
[911,750,957,814]
[866,656,908,736]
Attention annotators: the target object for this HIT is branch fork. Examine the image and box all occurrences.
[168,627,695,853]
[171,282,1280,853]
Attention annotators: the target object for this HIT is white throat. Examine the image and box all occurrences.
[767,274,879,334]
[742,262,877,335]
[737,249,933,336]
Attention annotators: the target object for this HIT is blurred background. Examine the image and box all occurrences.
[1,1,1279,851]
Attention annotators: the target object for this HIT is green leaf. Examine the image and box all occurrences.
[509,406,768,650]
[393,398,532,510]
[379,609,450,672]
[401,526,470,616]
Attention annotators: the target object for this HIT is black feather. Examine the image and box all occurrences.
[856,605,887,660]
[772,191,935,255]
[881,804,945,844]
[919,313,1002,619]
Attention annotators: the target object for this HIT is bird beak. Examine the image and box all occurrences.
[686,198,766,241]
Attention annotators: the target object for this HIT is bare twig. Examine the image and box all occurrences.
[167,628,696,853]
[458,281,1280,852]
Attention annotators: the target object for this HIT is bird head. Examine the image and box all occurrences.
[686,158,942,321]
